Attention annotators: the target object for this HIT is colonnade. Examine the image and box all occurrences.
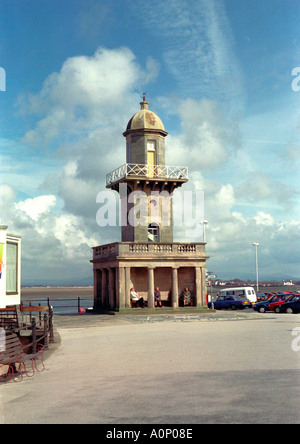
[94,265,206,310]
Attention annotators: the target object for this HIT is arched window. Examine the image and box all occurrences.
[148,223,159,242]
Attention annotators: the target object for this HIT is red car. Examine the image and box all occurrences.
[270,294,295,313]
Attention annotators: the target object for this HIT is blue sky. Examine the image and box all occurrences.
[0,0,299,284]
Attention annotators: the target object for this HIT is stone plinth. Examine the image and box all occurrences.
[91,242,208,311]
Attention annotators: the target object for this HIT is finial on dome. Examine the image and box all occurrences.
[140,91,149,109]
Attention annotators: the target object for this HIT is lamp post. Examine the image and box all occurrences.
[252,242,259,292]
[201,220,208,243]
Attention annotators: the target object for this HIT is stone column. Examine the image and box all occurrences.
[125,266,131,308]
[201,266,207,307]
[93,269,101,309]
[171,267,179,308]
[195,267,202,307]
[108,268,115,310]
[148,267,155,308]
[116,267,125,309]
[101,268,107,308]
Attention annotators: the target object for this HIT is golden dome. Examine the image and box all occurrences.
[124,100,167,135]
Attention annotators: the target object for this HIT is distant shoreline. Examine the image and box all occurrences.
[21,285,93,288]
[20,284,300,302]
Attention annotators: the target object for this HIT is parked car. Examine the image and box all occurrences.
[256,292,271,301]
[208,295,252,310]
[279,295,300,313]
[253,294,291,313]
[271,294,296,313]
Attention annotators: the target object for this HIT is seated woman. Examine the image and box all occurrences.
[130,288,144,308]
[154,287,162,307]
[179,287,192,306]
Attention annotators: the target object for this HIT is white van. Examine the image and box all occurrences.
[218,287,257,303]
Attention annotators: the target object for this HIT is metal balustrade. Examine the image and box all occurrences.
[106,163,188,186]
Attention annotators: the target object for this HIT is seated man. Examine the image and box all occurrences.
[179,287,192,306]
[130,288,144,308]
[154,287,162,307]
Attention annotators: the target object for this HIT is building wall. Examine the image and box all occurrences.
[0,227,7,308]
[130,267,148,298]
[126,132,166,166]
[120,182,174,243]
[0,226,21,308]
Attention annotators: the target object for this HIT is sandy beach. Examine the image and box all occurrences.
[21,286,94,300]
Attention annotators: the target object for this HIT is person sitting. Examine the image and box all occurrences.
[130,287,144,308]
[179,287,192,306]
[154,287,162,307]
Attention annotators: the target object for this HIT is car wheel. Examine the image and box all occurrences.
[258,306,266,313]
[286,307,294,314]
[231,305,237,310]
[274,306,280,314]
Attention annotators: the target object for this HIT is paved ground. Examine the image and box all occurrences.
[1,310,300,424]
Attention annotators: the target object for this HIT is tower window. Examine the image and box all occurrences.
[148,223,159,243]
[147,141,156,152]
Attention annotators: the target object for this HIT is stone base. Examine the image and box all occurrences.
[91,241,208,311]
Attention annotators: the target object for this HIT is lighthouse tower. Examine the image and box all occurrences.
[107,96,187,244]
[92,98,207,311]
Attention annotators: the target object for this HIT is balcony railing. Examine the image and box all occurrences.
[106,163,188,187]
[92,242,205,261]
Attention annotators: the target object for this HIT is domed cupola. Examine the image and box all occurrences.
[123,97,168,167]
[124,98,168,136]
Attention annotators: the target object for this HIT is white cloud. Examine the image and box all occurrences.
[52,214,98,259]
[0,183,100,282]
[254,212,274,227]
[0,184,16,203]
[166,98,240,170]
[236,171,299,211]
[15,195,56,221]
[20,46,159,146]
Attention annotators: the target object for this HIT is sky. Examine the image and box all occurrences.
[0,0,299,284]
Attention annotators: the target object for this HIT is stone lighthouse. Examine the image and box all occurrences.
[92,97,207,311]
